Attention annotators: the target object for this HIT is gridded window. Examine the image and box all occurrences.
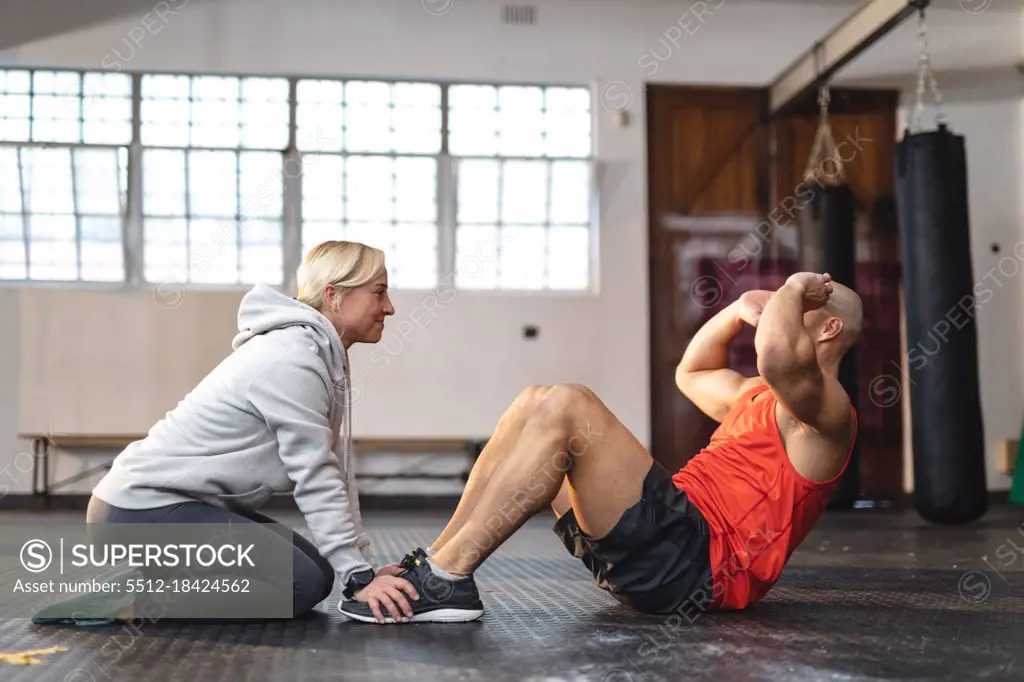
[141,74,290,149]
[0,146,128,281]
[448,84,591,158]
[297,78,442,288]
[0,69,132,145]
[450,85,592,290]
[455,158,591,290]
[142,149,284,285]
[296,80,441,153]
[301,153,437,288]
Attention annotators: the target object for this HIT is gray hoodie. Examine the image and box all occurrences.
[91,283,374,586]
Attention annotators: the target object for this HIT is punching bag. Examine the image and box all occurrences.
[894,124,988,524]
[816,185,861,509]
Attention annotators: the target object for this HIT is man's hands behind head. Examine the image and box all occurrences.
[785,272,834,312]
[737,290,774,327]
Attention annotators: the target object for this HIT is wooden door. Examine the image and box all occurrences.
[647,85,904,502]
[647,86,774,473]
[773,88,904,502]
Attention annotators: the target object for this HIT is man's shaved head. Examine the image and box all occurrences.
[806,281,863,360]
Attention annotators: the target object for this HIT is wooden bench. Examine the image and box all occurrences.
[17,433,486,504]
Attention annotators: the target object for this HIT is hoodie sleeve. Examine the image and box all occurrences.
[246,346,372,586]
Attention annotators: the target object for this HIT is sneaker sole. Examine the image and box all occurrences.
[340,607,484,624]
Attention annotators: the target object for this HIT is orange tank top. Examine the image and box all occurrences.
[671,382,856,610]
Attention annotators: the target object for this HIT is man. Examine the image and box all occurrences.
[340,272,861,624]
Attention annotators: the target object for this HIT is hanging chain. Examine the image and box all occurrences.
[911,8,947,133]
[804,84,845,185]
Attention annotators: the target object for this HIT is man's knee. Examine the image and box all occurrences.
[531,383,596,427]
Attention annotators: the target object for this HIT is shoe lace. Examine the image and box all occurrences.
[398,548,427,571]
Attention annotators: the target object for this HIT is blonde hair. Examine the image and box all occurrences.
[296,240,386,310]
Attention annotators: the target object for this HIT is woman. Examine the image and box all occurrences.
[46,241,419,624]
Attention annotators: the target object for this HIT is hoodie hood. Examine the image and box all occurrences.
[232,284,348,382]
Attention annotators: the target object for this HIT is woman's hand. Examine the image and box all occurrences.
[354,574,419,623]
[376,563,406,578]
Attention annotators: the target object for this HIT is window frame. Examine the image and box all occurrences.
[0,66,598,295]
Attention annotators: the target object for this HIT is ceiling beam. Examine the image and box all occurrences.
[768,0,929,118]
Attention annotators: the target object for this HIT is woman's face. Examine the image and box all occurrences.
[324,270,395,347]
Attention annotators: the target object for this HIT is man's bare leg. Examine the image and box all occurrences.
[428,386,552,553]
[431,383,654,576]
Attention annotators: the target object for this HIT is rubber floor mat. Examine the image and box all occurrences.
[1,506,1022,682]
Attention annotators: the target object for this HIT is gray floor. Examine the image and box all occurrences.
[1,504,1023,681]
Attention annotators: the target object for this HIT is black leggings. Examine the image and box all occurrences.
[86,496,335,619]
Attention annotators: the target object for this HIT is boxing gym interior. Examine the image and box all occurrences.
[1,0,1023,680]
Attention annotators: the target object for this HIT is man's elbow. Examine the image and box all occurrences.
[674,363,692,395]
[756,343,797,384]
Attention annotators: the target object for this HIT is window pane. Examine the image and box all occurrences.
[346,156,393,222]
[240,219,280,246]
[501,160,547,224]
[188,151,238,217]
[80,240,124,282]
[191,97,240,148]
[296,80,344,152]
[239,218,284,285]
[0,148,22,212]
[302,221,344,256]
[239,243,283,284]
[189,218,238,283]
[393,82,441,154]
[239,152,283,219]
[449,85,497,109]
[239,77,289,149]
[394,157,436,223]
[0,93,30,118]
[455,224,499,289]
[0,117,30,142]
[144,217,187,281]
[498,86,544,156]
[23,148,74,214]
[449,108,497,156]
[143,149,186,216]
[549,160,590,224]
[142,96,190,146]
[301,154,343,221]
[392,106,441,154]
[0,213,23,239]
[29,213,75,241]
[80,216,121,242]
[241,100,289,149]
[0,238,27,279]
[142,74,287,150]
[499,108,544,157]
[456,159,499,223]
[390,222,436,289]
[28,215,78,281]
[345,104,391,153]
[75,149,124,215]
[545,110,591,158]
[346,222,393,257]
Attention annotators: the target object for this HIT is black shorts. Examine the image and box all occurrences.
[553,460,714,616]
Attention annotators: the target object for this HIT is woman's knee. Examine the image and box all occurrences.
[292,556,333,616]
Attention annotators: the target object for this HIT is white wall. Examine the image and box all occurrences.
[0,0,1021,494]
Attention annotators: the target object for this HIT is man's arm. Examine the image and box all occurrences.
[676,299,763,422]
[754,276,846,433]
